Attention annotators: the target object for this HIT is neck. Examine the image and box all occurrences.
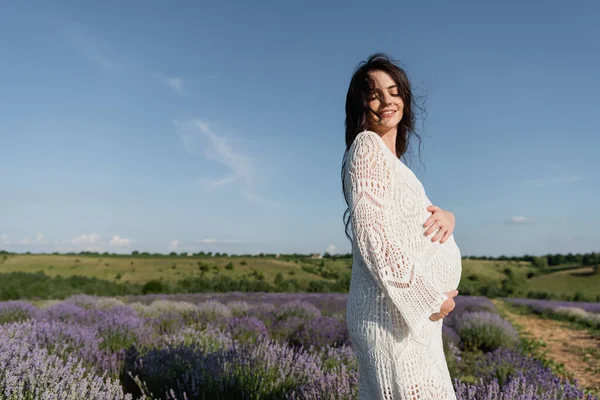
[373,127,398,157]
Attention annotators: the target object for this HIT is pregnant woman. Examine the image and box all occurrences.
[341,53,463,399]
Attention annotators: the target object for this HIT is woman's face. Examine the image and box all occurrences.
[366,70,404,135]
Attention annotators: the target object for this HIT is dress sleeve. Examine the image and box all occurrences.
[344,131,448,336]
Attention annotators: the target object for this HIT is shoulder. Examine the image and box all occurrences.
[346,130,395,167]
[349,130,381,152]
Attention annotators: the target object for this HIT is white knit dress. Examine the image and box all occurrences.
[343,130,463,400]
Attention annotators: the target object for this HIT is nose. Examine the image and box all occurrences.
[380,92,395,107]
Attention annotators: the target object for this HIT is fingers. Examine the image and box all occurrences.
[423,206,440,228]
[429,312,448,321]
[424,221,442,236]
[431,227,446,242]
[429,313,442,321]
[423,216,435,228]
[439,231,451,244]
[446,290,459,298]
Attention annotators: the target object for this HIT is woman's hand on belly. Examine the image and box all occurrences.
[423,205,455,244]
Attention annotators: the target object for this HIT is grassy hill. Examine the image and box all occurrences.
[528,267,600,298]
[0,253,598,301]
[0,254,332,285]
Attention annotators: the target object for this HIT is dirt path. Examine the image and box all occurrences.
[495,300,600,392]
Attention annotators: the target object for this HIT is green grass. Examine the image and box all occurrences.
[528,267,600,298]
[0,254,597,300]
[0,254,338,286]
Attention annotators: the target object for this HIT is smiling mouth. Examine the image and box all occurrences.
[380,110,396,118]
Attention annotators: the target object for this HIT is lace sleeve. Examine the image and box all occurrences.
[344,131,448,336]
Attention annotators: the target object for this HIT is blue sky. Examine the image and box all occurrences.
[1,1,599,257]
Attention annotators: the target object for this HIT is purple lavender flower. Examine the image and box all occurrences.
[276,300,322,321]
[95,305,150,352]
[37,301,91,324]
[227,316,268,343]
[159,325,235,352]
[0,330,136,399]
[442,325,461,348]
[127,337,326,399]
[288,363,359,400]
[293,316,349,349]
[2,319,120,376]
[0,300,38,324]
[505,298,600,314]
[457,311,519,352]
[147,310,186,335]
[446,295,498,328]
[454,372,597,400]
[270,316,305,343]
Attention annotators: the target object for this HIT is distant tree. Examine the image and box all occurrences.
[274,273,284,286]
[322,252,332,259]
[131,250,139,256]
[531,256,548,269]
[169,252,177,256]
[554,254,565,265]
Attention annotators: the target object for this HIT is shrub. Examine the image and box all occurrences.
[142,280,167,294]
[456,311,519,352]
[0,300,38,324]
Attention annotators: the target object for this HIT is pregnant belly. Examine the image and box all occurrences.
[441,235,462,290]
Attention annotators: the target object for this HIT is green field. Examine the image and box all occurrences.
[528,267,600,297]
[0,254,333,285]
[0,254,598,300]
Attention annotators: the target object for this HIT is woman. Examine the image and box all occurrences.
[342,53,463,399]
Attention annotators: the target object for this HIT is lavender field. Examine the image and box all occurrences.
[0,293,597,399]
[504,298,600,329]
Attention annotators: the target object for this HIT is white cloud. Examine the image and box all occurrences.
[35,233,44,243]
[19,238,30,245]
[199,238,244,244]
[167,77,184,95]
[62,19,117,70]
[64,233,132,252]
[507,216,535,225]
[325,244,338,255]
[169,240,180,250]
[0,233,9,245]
[109,235,130,247]
[173,119,280,208]
[70,233,102,246]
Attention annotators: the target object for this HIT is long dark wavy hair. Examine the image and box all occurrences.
[341,53,425,245]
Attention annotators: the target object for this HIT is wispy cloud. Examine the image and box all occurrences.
[109,235,130,247]
[151,73,186,95]
[519,175,584,187]
[70,233,102,246]
[505,216,535,225]
[0,233,9,245]
[169,240,180,251]
[325,244,338,254]
[67,233,131,251]
[61,19,117,70]
[199,238,244,244]
[166,77,184,95]
[173,119,281,208]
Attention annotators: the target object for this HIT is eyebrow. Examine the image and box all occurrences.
[387,85,398,89]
